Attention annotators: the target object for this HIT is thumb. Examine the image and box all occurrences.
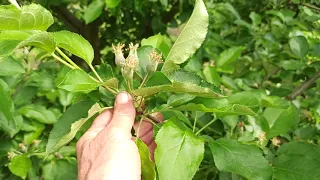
[107,92,136,134]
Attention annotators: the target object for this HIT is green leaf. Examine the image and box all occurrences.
[84,0,105,24]
[23,120,45,144]
[0,4,53,30]
[0,40,20,56]
[46,101,97,154]
[279,60,304,70]
[228,90,266,113]
[136,138,156,180]
[161,0,208,74]
[0,79,14,121]
[0,31,56,56]
[209,139,272,180]
[273,142,320,180]
[19,104,57,124]
[263,105,299,138]
[58,69,101,93]
[289,36,309,59]
[167,94,195,107]
[141,34,170,58]
[155,120,204,180]
[203,66,220,86]
[105,0,121,8]
[42,158,78,180]
[52,31,94,64]
[0,56,25,76]
[216,46,244,68]
[250,12,261,26]
[18,32,56,53]
[168,70,202,85]
[145,72,172,87]
[173,103,255,117]
[0,30,35,40]
[137,46,154,78]
[9,155,32,179]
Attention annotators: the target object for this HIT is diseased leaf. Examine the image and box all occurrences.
[289,36,309,59]
[161,0,208,74]
[46,102,98,154]
[9,155,32,179]
[136,138,156,180]
[209,139,272,180]
[84,0,105,24]
[273,141,320,180]
[0,56,25,76]
[155,120,204,180]
[0,4,53,30]
[58,69,101,93]
[52,31,94,64]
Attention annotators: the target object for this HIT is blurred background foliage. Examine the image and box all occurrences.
[1,0,320,179]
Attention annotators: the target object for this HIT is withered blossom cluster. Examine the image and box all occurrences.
[112,42,163,82]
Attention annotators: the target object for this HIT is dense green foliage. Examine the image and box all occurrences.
[0,0,320,179]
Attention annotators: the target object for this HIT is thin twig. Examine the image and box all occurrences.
[55,47,81,69]
[52,53,75,69]
[302,3,320,11]
[286,72,320,100]
[195,117,217,136]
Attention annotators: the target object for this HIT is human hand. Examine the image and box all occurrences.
[76,92,162,180]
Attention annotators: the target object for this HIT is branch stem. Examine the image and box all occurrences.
[55,47,81,69]
[52,53,75,69]
[195,117,217,136]
[286,72,320,100]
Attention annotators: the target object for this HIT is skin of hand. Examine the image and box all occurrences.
[76,92,163,180]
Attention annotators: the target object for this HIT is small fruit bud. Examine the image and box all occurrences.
[146,50,163,74]
[18,143,27,152]
[128,43,139,65]
[112,43,126,67]
[32,140,41,148]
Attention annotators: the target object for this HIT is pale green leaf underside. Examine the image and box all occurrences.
[52,31,94,65]
[46,101,96,154]
[0,4,54,30]
[0,31,56,56]
[136,138,156,180]
[209,139,273,180]
[161,0,208,74]
[155,121,204,180]
[173,103,255,117]
[48,104,101,154]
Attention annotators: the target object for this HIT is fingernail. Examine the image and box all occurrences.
[116,92,131,105]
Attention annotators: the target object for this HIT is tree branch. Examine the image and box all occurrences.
[286,72,320,100]
[302,3,320,11]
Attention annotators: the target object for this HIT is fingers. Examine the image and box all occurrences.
[96,92,136,141]
[109,92,136,132]
[77,109,113,148]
